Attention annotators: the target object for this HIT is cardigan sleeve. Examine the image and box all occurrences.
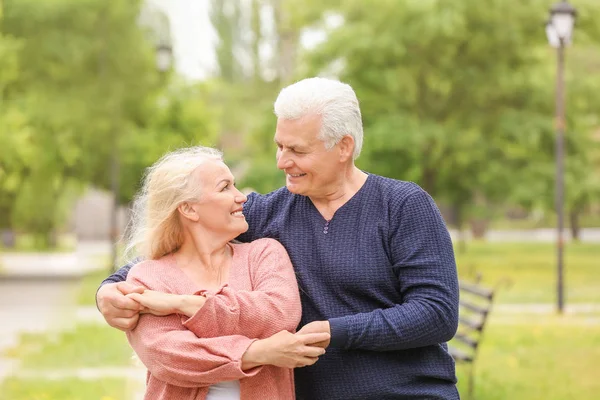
[328,188,459,351]
[182,239,302,339]
[126,263,262,387]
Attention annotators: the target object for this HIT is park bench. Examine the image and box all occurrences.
[449,278,495,399]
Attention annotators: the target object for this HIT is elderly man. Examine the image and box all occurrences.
[97,77,460,399]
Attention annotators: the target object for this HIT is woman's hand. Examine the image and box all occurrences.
[126,290,207,318]
[241,330,330,370]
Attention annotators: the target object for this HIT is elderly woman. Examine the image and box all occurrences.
[123,146,327,400]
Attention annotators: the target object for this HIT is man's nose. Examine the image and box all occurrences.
[276,151,292,170]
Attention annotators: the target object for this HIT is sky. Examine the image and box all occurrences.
[147,0,216,81]
[145,0,336,82]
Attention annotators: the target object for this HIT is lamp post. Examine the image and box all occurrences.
[156,43,173,73]
[108,42,173,271]
[545,1,577,314]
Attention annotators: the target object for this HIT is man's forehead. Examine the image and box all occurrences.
[274,120,320,146]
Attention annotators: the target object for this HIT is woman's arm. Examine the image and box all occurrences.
[127,312,261,388]
[126,261,326,388]
[182,239,302,339]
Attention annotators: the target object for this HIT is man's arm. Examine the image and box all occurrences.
[96,260,144,331]
[101,260,136,286]
[303,188,459,352]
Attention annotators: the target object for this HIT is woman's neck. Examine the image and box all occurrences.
[175,229,232,271]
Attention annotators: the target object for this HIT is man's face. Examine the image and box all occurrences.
[274,114,342,198]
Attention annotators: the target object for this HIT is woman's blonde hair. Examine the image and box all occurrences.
[124,146,223,261]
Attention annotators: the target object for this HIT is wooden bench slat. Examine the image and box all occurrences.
[449,346,473,363]
[459,281,494,300]
[453,332,479,349]
[459,299,490,316]
[459,315,484,331]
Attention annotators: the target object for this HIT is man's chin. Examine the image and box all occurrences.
[285,184,304,195]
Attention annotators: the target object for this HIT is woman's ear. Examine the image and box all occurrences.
[177,202,200,222]
[338,135,355,162]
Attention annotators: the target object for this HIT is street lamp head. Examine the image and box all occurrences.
[156,44,173,73]
[545,20,560,48]
[548,1,577,46]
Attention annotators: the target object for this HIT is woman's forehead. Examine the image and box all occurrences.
[193,160,233,184]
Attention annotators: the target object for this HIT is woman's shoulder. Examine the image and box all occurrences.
[126,256,176,287]
[232,238,288,257]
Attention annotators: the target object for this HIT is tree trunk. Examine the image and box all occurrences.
[469,219,488,240]
[452,203,467,254]
[1,229,16,248]
[422,167,436,196]
[569,209,581,242]
[272,0,299,85]
[250,0,262,82]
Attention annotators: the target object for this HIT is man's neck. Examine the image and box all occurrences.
[309,166,368,220]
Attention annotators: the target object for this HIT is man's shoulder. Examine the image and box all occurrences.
[246,186,299,212]
[248,186,291,202]
[366,174,425,201]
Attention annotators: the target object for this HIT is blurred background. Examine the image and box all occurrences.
[0,0,599,399]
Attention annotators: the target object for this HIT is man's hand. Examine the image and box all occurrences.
[296,320,331,349]
[241,330,330,370]
[97,282,145,331]
[127,291,207,318]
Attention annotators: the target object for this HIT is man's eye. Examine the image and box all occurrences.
[221,184,230,191]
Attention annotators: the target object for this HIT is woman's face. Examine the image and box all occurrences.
[187,160,248,237]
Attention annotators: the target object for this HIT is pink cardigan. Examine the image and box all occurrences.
[126,238,302,400]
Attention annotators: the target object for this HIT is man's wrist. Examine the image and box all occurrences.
[328,317,349,348]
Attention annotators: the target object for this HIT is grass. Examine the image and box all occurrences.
[456,312,600,400]
[76,268,113,306]
[0,378,130,400]
[1,241,598,399]
[489,215,600,230]
[3,323,133,369]
[455,242,600,304]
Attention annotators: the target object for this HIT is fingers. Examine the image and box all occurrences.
[109,314,140,332]
[309,339,330,349]
[116,281,146,295]
[296,357,319,367]
[300,345,326,358]
[114,295,144,312]
[126,293,144,303]
[297,332,330,345]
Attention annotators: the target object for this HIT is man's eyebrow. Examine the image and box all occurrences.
[274,139,305,150]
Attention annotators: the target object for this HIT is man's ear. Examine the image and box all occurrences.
[177,202,200,222]
[338,135,355,162]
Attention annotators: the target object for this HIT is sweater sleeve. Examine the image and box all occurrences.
[182,239,302,339]
[100,261,137,286]
[237,192,263,243]
[126,264,262,387]
[328,188,459,351]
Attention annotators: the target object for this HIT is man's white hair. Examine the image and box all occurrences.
[274,77,363,160]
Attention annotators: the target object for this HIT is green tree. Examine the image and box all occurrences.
[302,0,600,238]
[1,0,163,246]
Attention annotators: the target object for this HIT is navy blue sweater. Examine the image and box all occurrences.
[103,174,460,399]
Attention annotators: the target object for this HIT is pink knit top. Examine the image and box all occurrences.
[126,238,302,400]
